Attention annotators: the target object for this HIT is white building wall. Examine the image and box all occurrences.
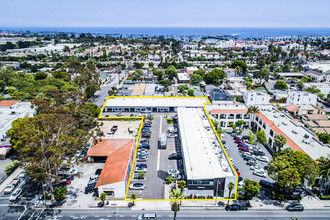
[286,91,317,106]
[243,91,270,106]
[98,181,126,198]
[223,175,238,199]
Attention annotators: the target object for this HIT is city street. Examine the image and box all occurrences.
[18,208,330,220]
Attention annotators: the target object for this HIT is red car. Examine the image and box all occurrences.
[239,146,249,152]
[235,139,244,144]
[59,179,71,185]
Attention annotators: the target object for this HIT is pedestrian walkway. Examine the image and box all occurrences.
[0,167,22,193]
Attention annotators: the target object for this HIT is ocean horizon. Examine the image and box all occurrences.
[1,27,330,39]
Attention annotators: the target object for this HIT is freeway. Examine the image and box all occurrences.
[20,208,330,220]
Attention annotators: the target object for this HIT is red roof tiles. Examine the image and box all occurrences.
[0,100,21,106]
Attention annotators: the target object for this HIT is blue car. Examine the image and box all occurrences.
[140,140,149,145]
[141,133,151,138]
[139,144,150,149]
[142,128,151,132]
[136,164,147,168]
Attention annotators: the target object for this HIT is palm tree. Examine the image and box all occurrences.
[227,182,235,205]
[317,155,330,194]
[169,188,185,220]
[247,106,259,114]
[274,134,287,152]
[130,193,137,206]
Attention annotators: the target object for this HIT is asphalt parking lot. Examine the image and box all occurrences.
[127,113,180,200]
[221,131,274,184]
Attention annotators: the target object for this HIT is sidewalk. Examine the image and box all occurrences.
[0,167,22,193]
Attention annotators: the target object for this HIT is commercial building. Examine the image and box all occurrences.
[209,88,228,102]
[177,108,236,197]
[104,97,208,113]
[87,138,135,198]
[243,91,270,106]
[177,72,190,83]
[286,91,317,106]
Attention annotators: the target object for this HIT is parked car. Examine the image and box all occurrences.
[238,143,249,148]
[136,164,147,169]
[12,178,20,187]
[143,123,151,127]
[136,213,157,220]
[246,160,258,166]
[252,151,265,156]
[221,140,226,145]
[105,115,109,117]
[59,179,71,185]
[257,156,269,162]
[235,139,244,144]
[129,183,145,190]
[232,135,242,140]
[250,165,261,171]
[137,148,148,154]
[95,169,103,175]
[239,146,249,152]
[135,166,147,173]
[253,170,267,177]
[142,128,151,133]
[286,203,304,212]
[90,175,99,181]
[259,180,277,188]
[141,133,151,138]
[139,143,150,149]
[136,155,147,162]
[19,171,25,178]
[225,204,249,211]
[69,168,78,175]
[111,125,118,132]
[84,186,95,194]
[168,153,182,160]
[140,140,149,145]
[9,189,22,202]
[243,155,256,161]
[4,184,16,194]
[242,135,250,140]
[168,169,180,175]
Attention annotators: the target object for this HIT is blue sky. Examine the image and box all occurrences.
[1,0,329,27]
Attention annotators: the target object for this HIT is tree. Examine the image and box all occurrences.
[253,67,269,85]
[246,81,252,89]
[229,122,237,130]
[236,120,245,129]
[177,180,186,191]
[34,72,48,81]
[275,80,288,91]
[256,130,267,145]
[317,133,330,144]
[242,179,261,200]
[187,89,194,97]
[165,65,177,81]
[227,182,235,205]
[158,80,172,90]
[231,60,248,73]
[268,149,319,191]
[247,106,259,114]
[274,134,287,151]
[317,155,330,194]
[87,102,101,118]
[100,192,107,206]
[63,46,71,52]
[54,185,67,201]
[148,62,154,68]
[249,130,255,144]
[297,81,304,91]
[130,193,137,206]
[133,62,144,69]
[178,84,188,94]
[193,69,206,78]
[304,86,320,94]
[204,69,225,85]
[190,74,203,85]
[169,188,185,220]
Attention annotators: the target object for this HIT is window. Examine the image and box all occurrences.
[251,98,253,101]
[297,98,300,102]
[270,130,274,136]
[104,191,114,196]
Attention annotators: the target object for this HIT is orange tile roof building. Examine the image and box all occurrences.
[87,138,135,198]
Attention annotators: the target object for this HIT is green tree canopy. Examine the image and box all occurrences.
[256,130,267,145]
[242,179,261,200]
[275,80,288,91]
[204,69,225,85]
[231,60,248,73]
[190,74,203,85]
[253,67,269,85]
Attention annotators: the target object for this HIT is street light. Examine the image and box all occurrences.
[214,180,220,205]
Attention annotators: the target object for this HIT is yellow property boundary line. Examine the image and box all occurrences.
[98,96,238,201]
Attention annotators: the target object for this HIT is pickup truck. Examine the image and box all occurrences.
[225,204,249,211]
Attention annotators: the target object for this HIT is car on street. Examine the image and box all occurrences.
[136,213,157,220]
[225,204,249,211]
[239,146,249,152]
[129,183,145,190]
[9,189,22,202]
[4,184,16,194]
[168,153,182,160]
[286,203,304,211]
[111,125,118,132]
[257,156,269,162]
[253,170,267,177]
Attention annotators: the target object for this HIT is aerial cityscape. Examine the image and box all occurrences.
[0,0,330,219]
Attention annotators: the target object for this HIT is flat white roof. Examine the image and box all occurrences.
[177,107,234,180]
[259,107,330,160]
[105,97,208,108]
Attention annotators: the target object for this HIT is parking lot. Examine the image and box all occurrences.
[221,130,274,185]
[126,113,181,200]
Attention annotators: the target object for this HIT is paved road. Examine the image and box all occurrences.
[19,208,330,220]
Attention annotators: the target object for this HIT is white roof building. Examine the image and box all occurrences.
[243,91,270,106]
[286,91,317,106]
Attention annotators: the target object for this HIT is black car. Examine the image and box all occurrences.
[141,133,151,138]
[221,140,226,145]
[243,155,256,161]
[168,153,182,160]
[286,203,304,212]
[225,204,248,211]
[259,180,275,188]
[238,143,249,148]
[140,140,149,145]
[252,150,265,156]
[95,169,102,176]
[242,135,250,140]
[111,126,118,132]
[84,186,95,194]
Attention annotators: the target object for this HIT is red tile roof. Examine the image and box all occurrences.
[285,105,298,112]
[256,112,305,153]
[210,109,248,114]
[87,139,135,187]
[0,100,21,106]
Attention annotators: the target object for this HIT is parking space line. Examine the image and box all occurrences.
[157,149,161,171]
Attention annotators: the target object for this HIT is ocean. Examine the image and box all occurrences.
[1,27,330,40]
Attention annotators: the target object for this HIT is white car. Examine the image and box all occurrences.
[253,170,267,178]
[135,167,147,173]
[129,183,144,190]
[9,189,22,201]
[4,184,15,194]
[69,168,78,175]
[257,156,269,162]
[238,180,244,188]
[19,171,25,178]
[250,165,261,171]
[168,169,180,175]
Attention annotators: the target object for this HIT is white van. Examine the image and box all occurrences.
[137,213,157,220]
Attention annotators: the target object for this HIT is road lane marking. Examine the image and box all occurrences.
[157,150,160,171]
